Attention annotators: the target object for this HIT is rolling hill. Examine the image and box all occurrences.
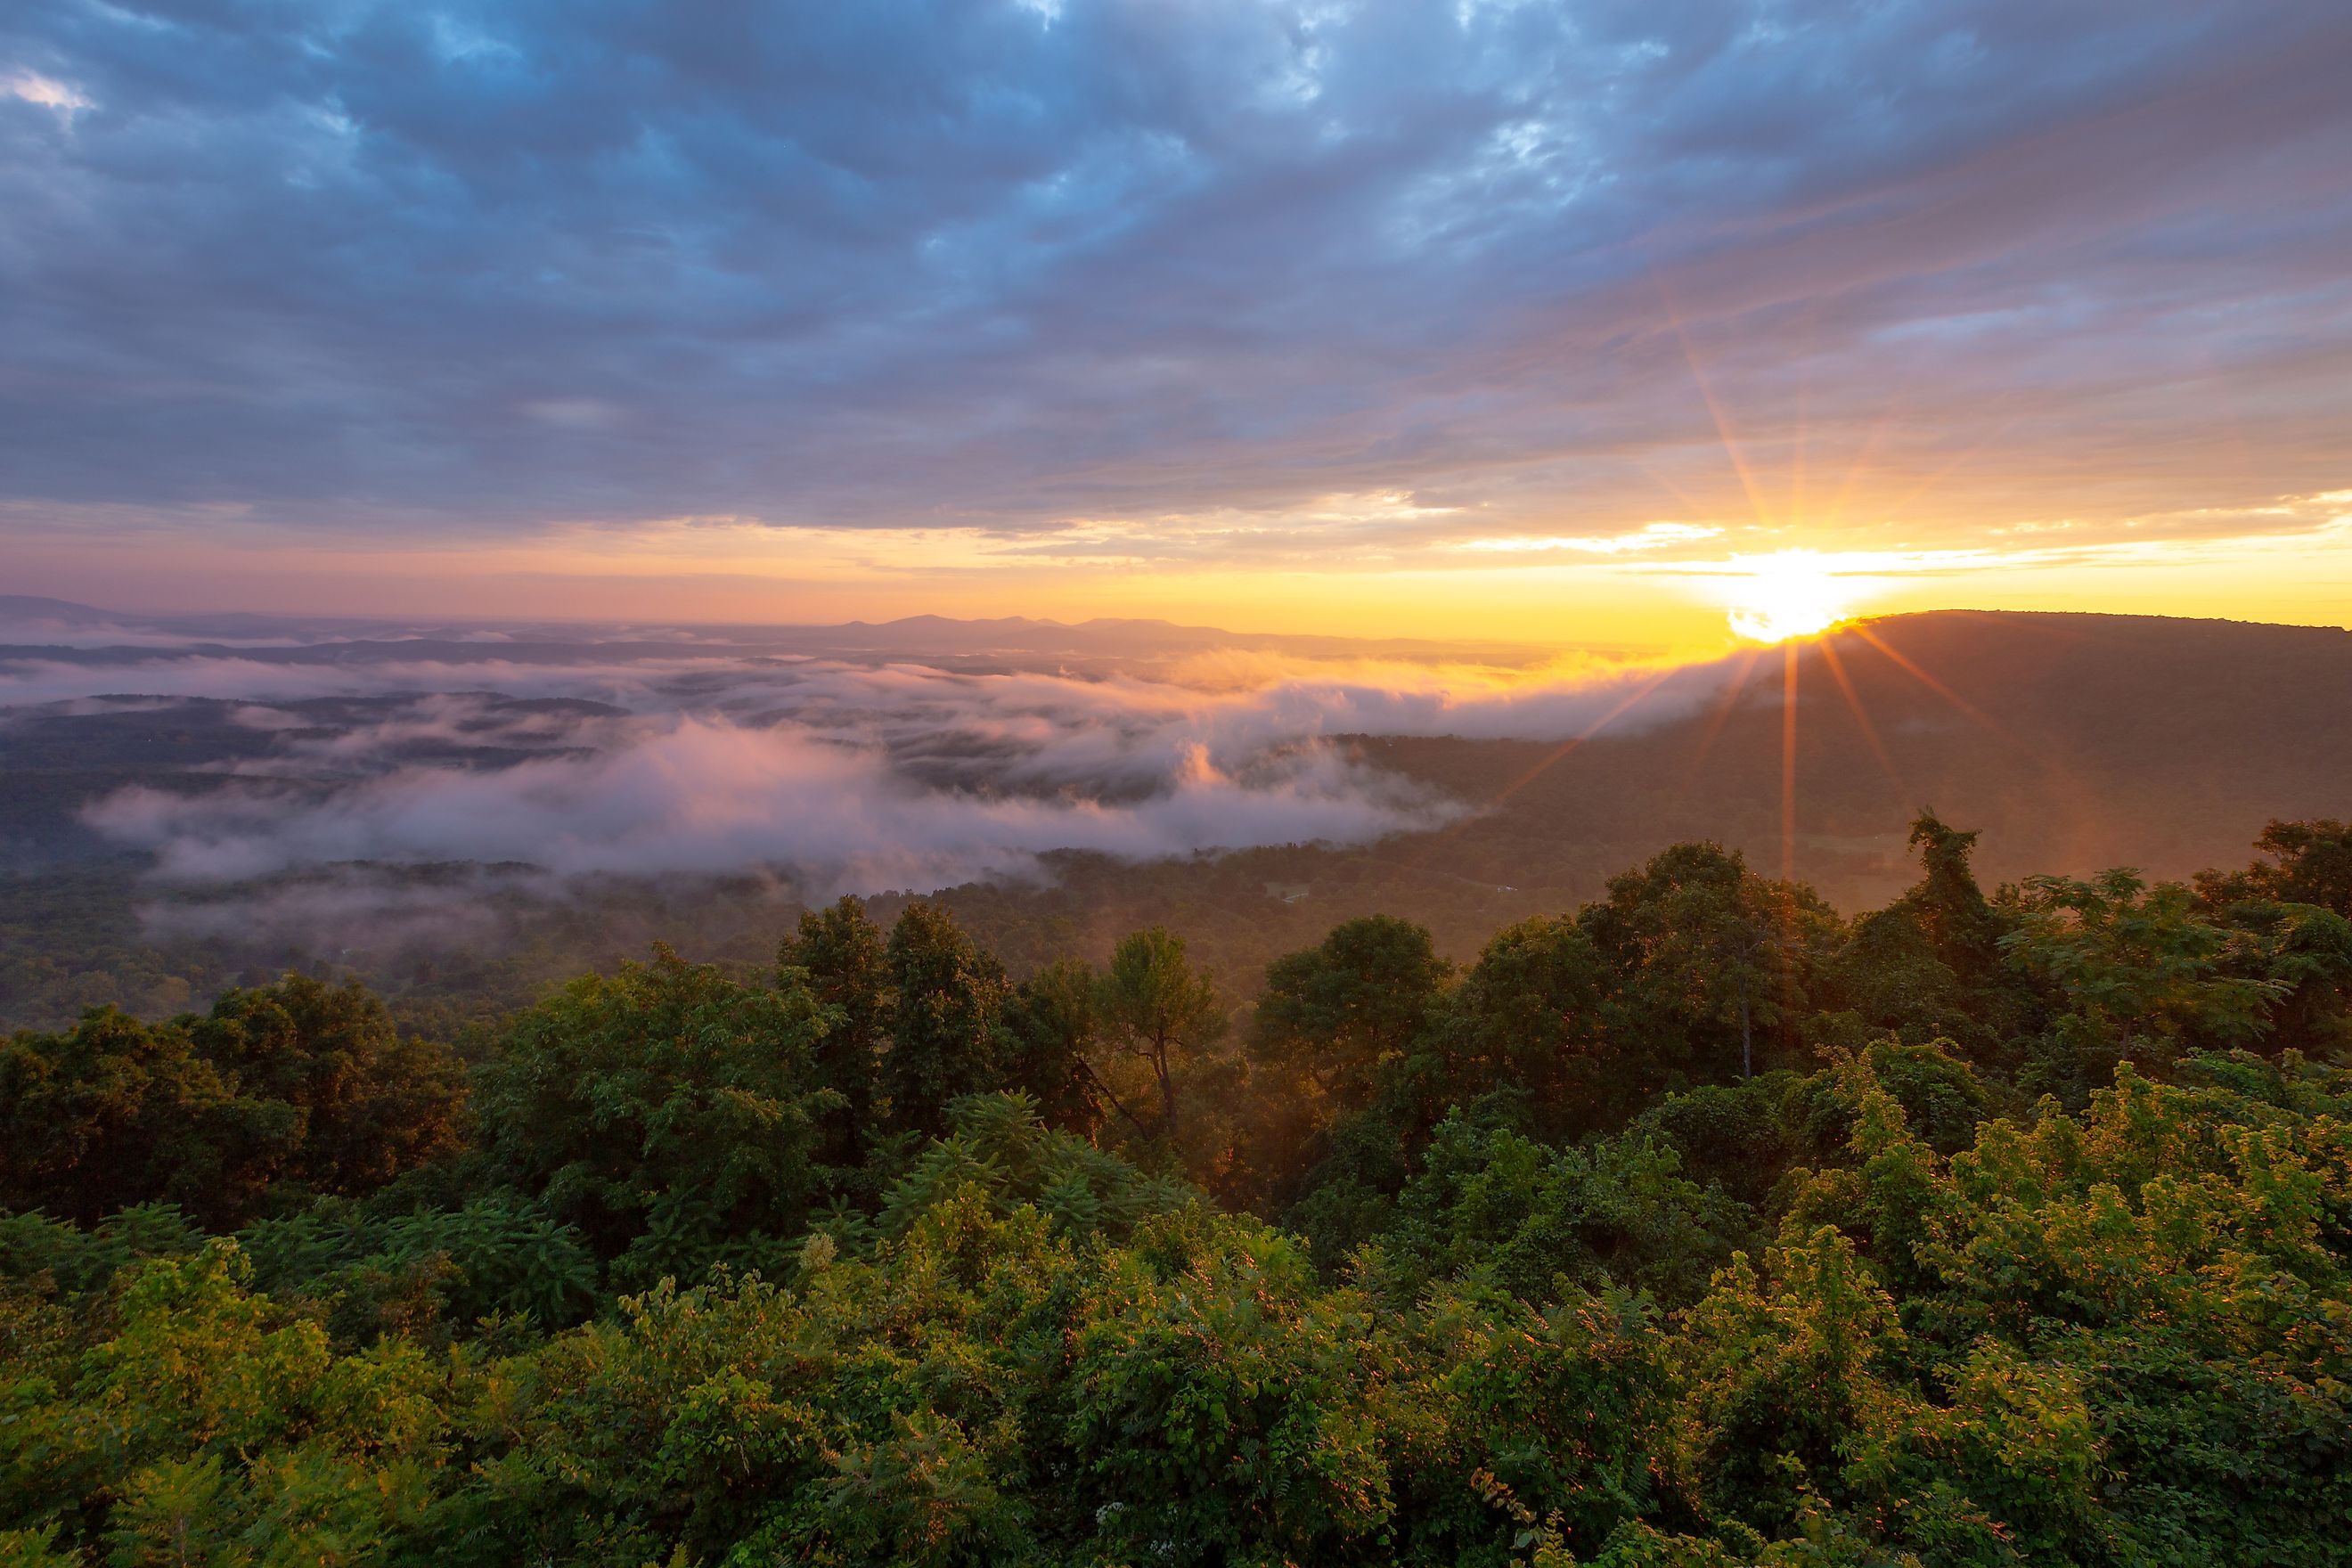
[1367,609,2352,911]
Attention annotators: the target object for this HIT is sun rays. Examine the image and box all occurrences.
[1722,551,1859,643]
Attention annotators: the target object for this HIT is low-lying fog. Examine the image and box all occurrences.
[2,600,1743,919]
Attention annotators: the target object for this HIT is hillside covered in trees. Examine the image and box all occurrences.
[6,814,2352,1564]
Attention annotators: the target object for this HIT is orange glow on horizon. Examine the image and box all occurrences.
[4,494,2349,654]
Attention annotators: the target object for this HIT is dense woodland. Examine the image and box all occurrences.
[5,814,2352,1564]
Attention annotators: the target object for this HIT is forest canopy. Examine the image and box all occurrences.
[4,815,2352,1566]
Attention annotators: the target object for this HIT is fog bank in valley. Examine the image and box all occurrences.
[3,600,1740,930]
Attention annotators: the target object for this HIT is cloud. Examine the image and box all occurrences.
[83,713,1457,893]
[131,863,558,954]
[36,622,1752,897]
[1456,524,1724,555]
[1,0,2346,561]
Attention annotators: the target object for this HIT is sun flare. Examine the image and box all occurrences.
[1724,551,1855,642]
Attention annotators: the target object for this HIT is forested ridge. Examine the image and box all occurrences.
[5,815,2352,1566]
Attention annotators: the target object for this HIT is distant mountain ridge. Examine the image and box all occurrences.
[0,596,1568,664]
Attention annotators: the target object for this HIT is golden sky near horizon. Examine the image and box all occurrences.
[7,4,2351,650]
[12,486,2351,654]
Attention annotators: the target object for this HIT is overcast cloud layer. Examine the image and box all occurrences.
[4,0,2349,562]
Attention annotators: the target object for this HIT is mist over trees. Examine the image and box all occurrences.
[14,608,2352,1046]
[5,815,2352,1564]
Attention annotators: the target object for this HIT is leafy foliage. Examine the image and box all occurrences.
[1094,926,1224,1136]
[1,975,463,1229]
[472,943,836,1290]
[6,817,2352,1564]
[882,902,1014,1139]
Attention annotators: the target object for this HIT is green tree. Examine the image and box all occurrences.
[188,973,468,1198]
[2189,822,2352,1058]
[1369,1113,1749,1309]
[0,1239,455,1565]
[0,976,463,1229]
[1252,916,1450,1115]
[2195,817,2352,917]
[883,902,1013,1139]
[0,1008,288,1229]
[1827,812,2032,1065]
[2004,870,2288,1075]
[1431,914,1615,1131]
[1900,811,2010,984]
[2212,898,2352,1055]
[874,1091,1192,1241]
[12,832,2352,1567]
[782,895,891,1165]
[1096,927,1225,1136]
[1000,957,1111,1138]
[236,1193,601,1343]
[474,944,834,1288]
[1585,843,1839,1083]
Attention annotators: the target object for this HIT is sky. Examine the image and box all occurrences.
[5,0,2351,649]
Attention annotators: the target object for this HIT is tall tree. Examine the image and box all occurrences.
[1583,842,1839,1083]
[2196,818,2352,917]
[1096,927,1225,1135]
[782,896,891,1165]
[1002,957,1113,1138]
[1833,813,2034,1065]
[1900,810,2009,984]
[190,974,466,1197]
[883,902,1011,1139]
[1251,916,1450,1115]
[0,976,463,1229]
[476,943,833,1286]
[0,1009,286,1229]
[2003,870,2288,1069]
[1431,914,1615,1129]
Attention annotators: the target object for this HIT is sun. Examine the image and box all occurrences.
[1724,550,1853,641]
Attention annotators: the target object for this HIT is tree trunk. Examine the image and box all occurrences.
[1739,975,1753,1081]
[1081,1058,1153,1142]
[1154,1033,1178,1134]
